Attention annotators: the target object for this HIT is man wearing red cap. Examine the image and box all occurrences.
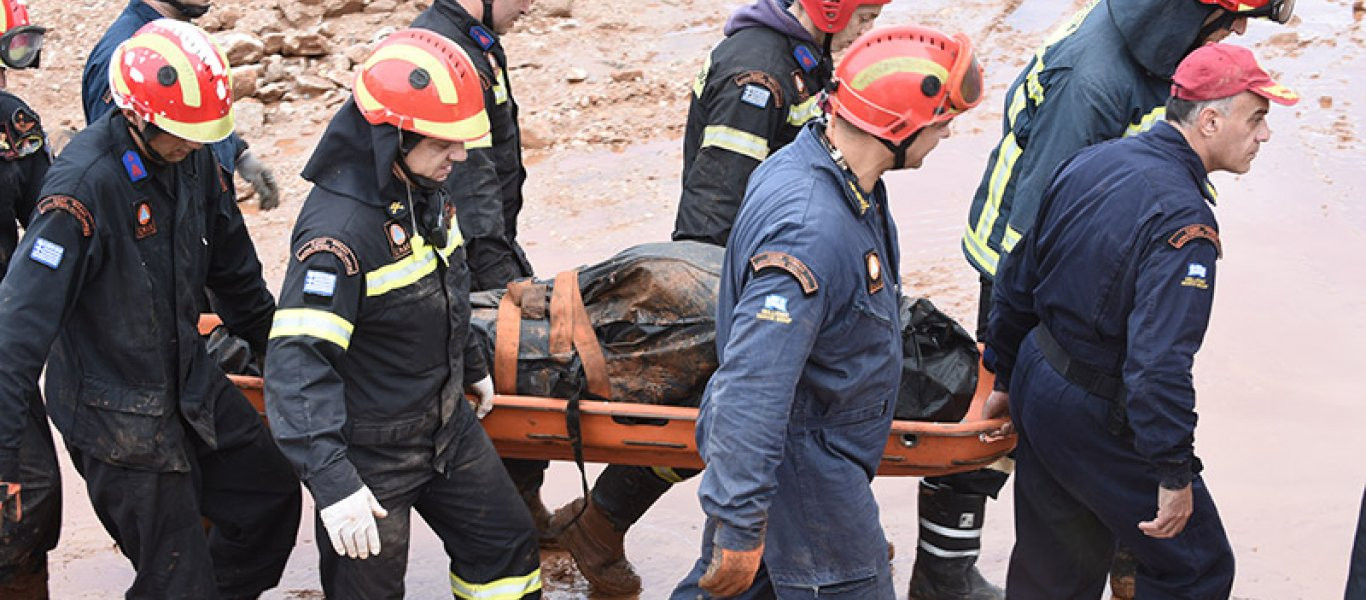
[982,42,1296,598]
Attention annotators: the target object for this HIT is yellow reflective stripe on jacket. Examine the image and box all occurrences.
[693,54,711,98]
[492,67,508,105]
[701,125,769,162]
[364,228,464,297]
[269,308,355,350]
[451,569,542,600]
[786,96,821,127]
[1124,106,1165,138]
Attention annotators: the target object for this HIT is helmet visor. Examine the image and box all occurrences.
[938,33,984,117]
[0,25,45,69]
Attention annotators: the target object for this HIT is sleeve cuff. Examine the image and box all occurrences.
[712,518,766,552]
[1156,459,1196,490]
[306,457,364,509]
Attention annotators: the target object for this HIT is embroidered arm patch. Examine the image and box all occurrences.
[295,236,360,276]
[733,71,784,108]
[1167,224,1222,258]
[36,195,95,238]
[750,251,819,295]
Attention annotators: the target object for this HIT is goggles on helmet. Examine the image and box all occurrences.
[0,24,42,69]
[934,32,984,120]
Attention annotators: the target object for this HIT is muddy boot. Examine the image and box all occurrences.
[549,497,640,595]
[520,488,560,550]
[1109,546,1137,600]
[907,481,1003,600]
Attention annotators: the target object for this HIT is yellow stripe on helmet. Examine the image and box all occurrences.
[122,32,204,108]
[363,43,462,105]
[849,57,950,91]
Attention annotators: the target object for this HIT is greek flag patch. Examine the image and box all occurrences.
[303,270,337,297]
[764,294,787,313]
[1187,262,1207,278]
[740,84,771,108]
[29,237,64,269]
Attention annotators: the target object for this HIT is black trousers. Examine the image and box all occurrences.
[0,394,61,586]
[69,387,300,600]
[320,408,542,600]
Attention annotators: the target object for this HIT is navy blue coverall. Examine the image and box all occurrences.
[0,109,300,598]
[987,120,1234,599]
[0,90,59,592]
[672,122,900,599]
[81,0,246,172]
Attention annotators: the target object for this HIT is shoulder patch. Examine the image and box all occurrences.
[733,71,783,108]
[29,237,65,269]
[303,269,338,297]
[750,251,819,295]
[865,250,884,295]
[37,195,95,238]
[11,106,39,135]
[1167,224,1222,258]
[122,150,148,183]
[295,236,360,276]
[216,164,231,194]
[468,25,495,50]
[793,45,819,72]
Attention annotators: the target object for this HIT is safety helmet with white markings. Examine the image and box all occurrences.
[108,19,235,143]
[353,28,490,143]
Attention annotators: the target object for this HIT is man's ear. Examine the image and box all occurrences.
[1198,105,1222,138]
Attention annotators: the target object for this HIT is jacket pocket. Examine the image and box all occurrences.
[74,376,186,471]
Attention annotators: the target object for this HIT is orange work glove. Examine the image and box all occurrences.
[1,482,21,528]
[698,543,764,598]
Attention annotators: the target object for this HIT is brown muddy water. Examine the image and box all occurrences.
[46,1,1365,598]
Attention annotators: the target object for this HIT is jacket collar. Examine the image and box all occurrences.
[801,122,883,219]
[1147,120,1218,206]
[125,0,168,23]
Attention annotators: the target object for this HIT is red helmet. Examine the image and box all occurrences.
[353,28,489,143]
[830,24,984,145]
[0,0,44,69]
[1197,0,1294,24]
[799,0,890,34]
[109,19,234,143]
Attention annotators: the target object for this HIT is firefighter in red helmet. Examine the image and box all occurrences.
[670,23,984,599]
[264,28,542,598]
[0,19,301,598]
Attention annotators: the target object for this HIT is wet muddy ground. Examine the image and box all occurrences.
[20,0,1366,597]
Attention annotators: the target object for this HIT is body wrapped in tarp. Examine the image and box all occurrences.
[467,241,978,421]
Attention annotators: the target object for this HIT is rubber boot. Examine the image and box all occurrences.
[1109,546,1137,600]
[549,497,641,596]
[551,465,689,595]
[907,481,1004,600]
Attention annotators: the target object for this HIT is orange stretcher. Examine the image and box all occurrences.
[202,315,1015,478]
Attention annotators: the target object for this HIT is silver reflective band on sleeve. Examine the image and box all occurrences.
[269,308,355,350]
[786,96,821,127]
[700,125,769,162]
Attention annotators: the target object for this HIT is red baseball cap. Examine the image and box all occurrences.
[1171,43,1299,106]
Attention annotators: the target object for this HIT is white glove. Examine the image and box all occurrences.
[469,375,495,419]
[236,150,280,210]
[319,485,388,560]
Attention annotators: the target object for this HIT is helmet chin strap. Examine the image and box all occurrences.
[164,0,210,19]
[1194,10,1238,51]
[876,130,920,170]
[128,117,174,165]
[483,0,496,30]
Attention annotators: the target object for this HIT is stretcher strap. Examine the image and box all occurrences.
[494,280,532,394]
[550,270,612,401]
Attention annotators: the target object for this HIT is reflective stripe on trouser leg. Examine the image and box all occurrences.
[916,480,986,560]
